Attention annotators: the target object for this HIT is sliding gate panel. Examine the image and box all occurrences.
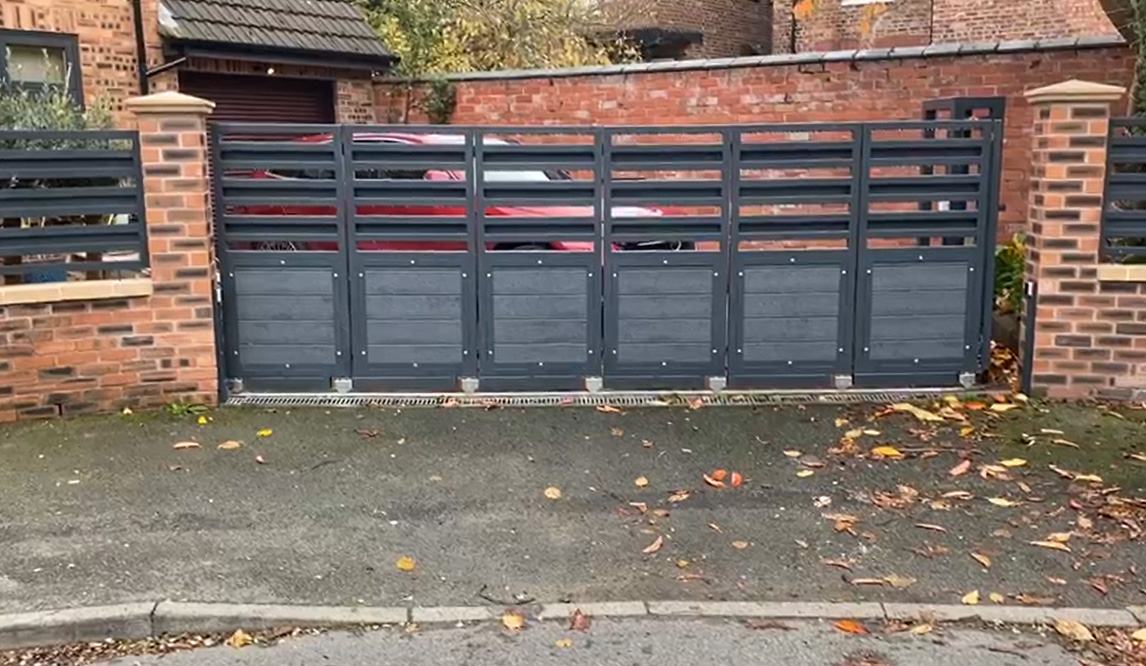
[212,124,350,391]
[603,128,730,389]
[729,125,860,388]
[344,127,477,391]
[476,129,603,390]
[853,121,1000,386]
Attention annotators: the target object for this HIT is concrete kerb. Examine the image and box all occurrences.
[1,601,1143,651]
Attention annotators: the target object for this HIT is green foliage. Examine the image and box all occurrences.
[168,401,209,418]
[359,0,646,76]
[0,85,111,137]
[994,234,1026,315]
[423,78,457,124]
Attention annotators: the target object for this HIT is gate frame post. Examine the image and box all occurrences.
[125,91,220,404]
[1021,79,1125,398]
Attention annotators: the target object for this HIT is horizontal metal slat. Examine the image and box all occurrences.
[0,259,144,276]
[609,144,725,170]
[738,178,852,204]
[866,175,983,201]
[738,142,854,168]
[0,232,143,256]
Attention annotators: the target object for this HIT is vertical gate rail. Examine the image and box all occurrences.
[853,119,1002,387]
[728,123,862,389]
[602,127,731,390]
[474,127,604,391]
[212,123,349,392]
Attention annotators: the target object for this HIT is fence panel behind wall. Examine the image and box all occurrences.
[1102,118,1146,260]
[0,130,147,283]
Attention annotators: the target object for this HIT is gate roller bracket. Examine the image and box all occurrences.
[584,376,604,393]
[706,376,727,393]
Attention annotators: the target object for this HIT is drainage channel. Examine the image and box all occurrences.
[225,387,985,409]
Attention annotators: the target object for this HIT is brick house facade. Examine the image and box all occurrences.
[608,0,772,58]
[0,0,390,127]
[771,0,1119,54]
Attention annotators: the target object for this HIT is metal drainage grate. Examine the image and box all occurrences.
[225,387,984,409]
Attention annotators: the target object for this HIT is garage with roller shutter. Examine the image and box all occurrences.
[154,0,395,124]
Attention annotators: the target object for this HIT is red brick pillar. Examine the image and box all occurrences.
[124,91,220,407]
[1022,80,1126,398]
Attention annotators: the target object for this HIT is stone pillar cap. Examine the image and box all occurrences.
[125,91,215,115]
[1025,79,1126,104]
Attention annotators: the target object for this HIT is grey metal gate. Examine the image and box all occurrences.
[211,116,1001,394]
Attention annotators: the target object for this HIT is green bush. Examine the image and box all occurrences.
[994,234,1025,315]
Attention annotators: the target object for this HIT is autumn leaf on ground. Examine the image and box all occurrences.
[999,458,1027,468]
[821,558,853,571]
[1046,532,1071,543]
[256,429,273,437]
[783,450,803,458]
[710,469,728,482]
[796,470,815,478]
[949,459,972,476]
[173,441,200,450]
[501,610,526,631]
[1054,619,1095,642]
[971,552,992,568]
[544,487,562,500]
[704,473,727,487]
[730,471,744,487]
[849,578,886,586]
[909,623,934,635]
[254,454,267,465]
[1030,540,1071,553]
[554,638,572,648]
[642,439,654,448]
[989,403,1020,413]
[914,523,948,533]
[396,556,416,572]
[197,415,209,425]
[596,405,624,414]
[871,446,904,459]
[961,590,980,605]
[225,629,253,649]
[668,490,691,503]
[1052,438,1080,449]
[884,575,916,589]
[634,476,649,488]
[570,609,591,632]
[988,592,1005,604]
[217,440,241,451]
[891,403,945,422]
[1132,628,1146,642]
[834,619,868,635]
[835,417,849,427]
[610,427,624,437]
[731,540,750,550]
[988,497,1019,507]
[642,535,664,554]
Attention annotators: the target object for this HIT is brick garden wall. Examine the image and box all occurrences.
[770,0,1118,54]
[0,93,218,423]
[377,42,1132,242]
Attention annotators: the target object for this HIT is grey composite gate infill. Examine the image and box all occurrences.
[604,128,730,389]
[346,127,477,391]
[729,124,860,389]
[476,129,602,391]
[212,117,1002,394]
[212,124,351,391]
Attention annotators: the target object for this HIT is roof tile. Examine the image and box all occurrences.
[159,0,391,61]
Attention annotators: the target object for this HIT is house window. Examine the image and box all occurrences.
[0,29,82,105]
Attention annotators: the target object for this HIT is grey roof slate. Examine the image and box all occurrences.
[159,0,392,61]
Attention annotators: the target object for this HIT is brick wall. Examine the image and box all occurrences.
[1019,80,1141,400]
[0,0,148,118]
[771,0,1118,54]
[0,93,218,423]
[377,43,1133,241]
[611,0,771,57]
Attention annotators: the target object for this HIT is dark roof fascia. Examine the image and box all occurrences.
[166,39,398,72]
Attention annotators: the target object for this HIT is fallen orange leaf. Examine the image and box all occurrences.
[730,471,743,487]
[711,469,728,482]
[949,459,972,476]
[703,474,726,488]
[173,441,200,450]
[1030,540,1072,553]
[834,619,868,635]
[642,535,664,554]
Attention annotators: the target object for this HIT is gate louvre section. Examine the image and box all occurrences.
[211,119,1001,394]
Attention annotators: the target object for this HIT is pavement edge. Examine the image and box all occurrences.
[1,601,1142,651]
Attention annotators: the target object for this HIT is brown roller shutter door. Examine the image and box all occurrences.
[178,72,336,124]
